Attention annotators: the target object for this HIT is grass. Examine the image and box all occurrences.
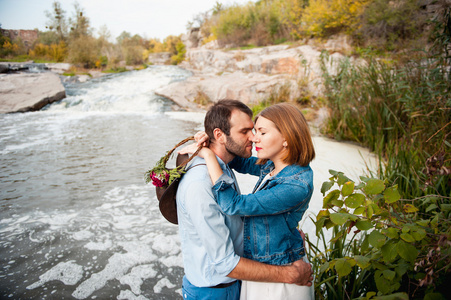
[319,50,450,200]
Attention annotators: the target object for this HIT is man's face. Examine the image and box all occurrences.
[224,110,255,158]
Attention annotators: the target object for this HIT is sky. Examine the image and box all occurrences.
[0,0,255,41]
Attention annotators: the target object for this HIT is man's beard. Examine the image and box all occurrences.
[225,135,252,158]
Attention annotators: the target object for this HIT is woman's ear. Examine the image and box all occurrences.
[283,141,288,148]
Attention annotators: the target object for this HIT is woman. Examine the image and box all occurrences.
[185,103,315,299]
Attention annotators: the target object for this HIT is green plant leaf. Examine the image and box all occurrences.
[382,227,399,239]
[329,169,339,176]
[341,181,355,197]
[397,240,419,262]
[411,228,426,241]
[319,261,330,274]
[363,179,385,195]
[403,204,419,213]
[384,186,400,204]
[382,269,396,280]
[361,235,369,252]
[354,255,371,269]
[331,199,344,207]
[321,181,334,195]
[440,203,451,212]
[382,242,398,263]
[337,173,350,185]
[345,193,365,208]
[424,292,447,300]
[373,292,409,299]
[400,232,415,243]
[369,230,386,248]
[355,220,373,231]
[315,217,326,235]
[354,206,365,215]
[334,258,353,277]
[330,213,350,225]
[366,204,374,219]
[355,182,365,190]
[323,190,340,208]
[374,270,400,294]
[426,203,438,212]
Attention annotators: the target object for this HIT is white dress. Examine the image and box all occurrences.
[240,256,314,300]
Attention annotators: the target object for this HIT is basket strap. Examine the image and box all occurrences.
[165,136,203,168]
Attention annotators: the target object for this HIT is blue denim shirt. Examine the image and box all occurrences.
[212,156,313,266]
[176,156,244,287]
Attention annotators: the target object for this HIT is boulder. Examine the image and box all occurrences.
[155,71,299,110]
[157,43,358,110]
[148,52,171,65]
[0,72,66,113]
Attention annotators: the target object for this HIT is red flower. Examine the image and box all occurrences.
[150,170,170,187]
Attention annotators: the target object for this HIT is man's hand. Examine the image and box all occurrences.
[287,259,313,286]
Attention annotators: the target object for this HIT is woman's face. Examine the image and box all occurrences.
[252,116,286,162]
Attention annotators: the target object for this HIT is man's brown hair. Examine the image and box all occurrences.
[204,99,253,140]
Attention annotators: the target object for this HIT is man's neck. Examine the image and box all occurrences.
[209,142,235,164]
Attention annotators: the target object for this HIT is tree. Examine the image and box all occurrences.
[68,2,91,40]
[45,1,68,42]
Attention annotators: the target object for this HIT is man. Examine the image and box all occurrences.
[176,100,313,299]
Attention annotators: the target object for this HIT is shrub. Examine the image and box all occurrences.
[302,0,368,37]
[354,0,428,51]
[308,170,450,299]
[67,36,98,68]
[171,41,186,65]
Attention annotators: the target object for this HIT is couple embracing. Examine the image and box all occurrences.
[176,100,315,300]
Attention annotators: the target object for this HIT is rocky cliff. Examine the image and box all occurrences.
[155,36,359,111]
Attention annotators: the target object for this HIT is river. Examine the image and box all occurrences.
[0,65,377,299]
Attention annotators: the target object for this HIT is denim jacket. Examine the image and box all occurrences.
[212,156,313,266]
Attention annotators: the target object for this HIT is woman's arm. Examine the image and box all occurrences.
[213,179,312,216]
[178,143,225,185]
[229,156,261,176]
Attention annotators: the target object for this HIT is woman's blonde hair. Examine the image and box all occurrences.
[255,103,315,166]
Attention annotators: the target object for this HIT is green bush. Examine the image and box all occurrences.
[67,36,99,68]
[354,0,427,51]
[308,170,450,299]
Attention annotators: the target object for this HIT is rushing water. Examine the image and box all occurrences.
[0,66,204,299]
[0,65,378,299]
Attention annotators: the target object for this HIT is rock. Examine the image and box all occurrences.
[155,71,299,110]
[0,64,9,73]
[0,72,66,113]
[157,42,357,110]
[148,52,171,65]
[45,63,72,74]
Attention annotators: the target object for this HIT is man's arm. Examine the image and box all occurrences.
[228,257,313,286]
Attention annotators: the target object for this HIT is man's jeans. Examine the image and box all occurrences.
[182,276,240,300]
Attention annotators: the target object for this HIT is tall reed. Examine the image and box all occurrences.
[320,52,450,200]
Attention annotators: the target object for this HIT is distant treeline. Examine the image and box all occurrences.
[0,1,186,68]
[1,0,448,67]
[195,0,442,52]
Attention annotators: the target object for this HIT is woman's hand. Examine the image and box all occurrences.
[178,142,212,159]
[194,131,209,147]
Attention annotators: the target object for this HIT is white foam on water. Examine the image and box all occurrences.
[26,261,84,289]
[151,234,181,256]
[118,289,150,300]
[153,278,177,294]
[71,242,158,299]
[46,66,191,114]
[119,264,158,295]
[13,183,184,299]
